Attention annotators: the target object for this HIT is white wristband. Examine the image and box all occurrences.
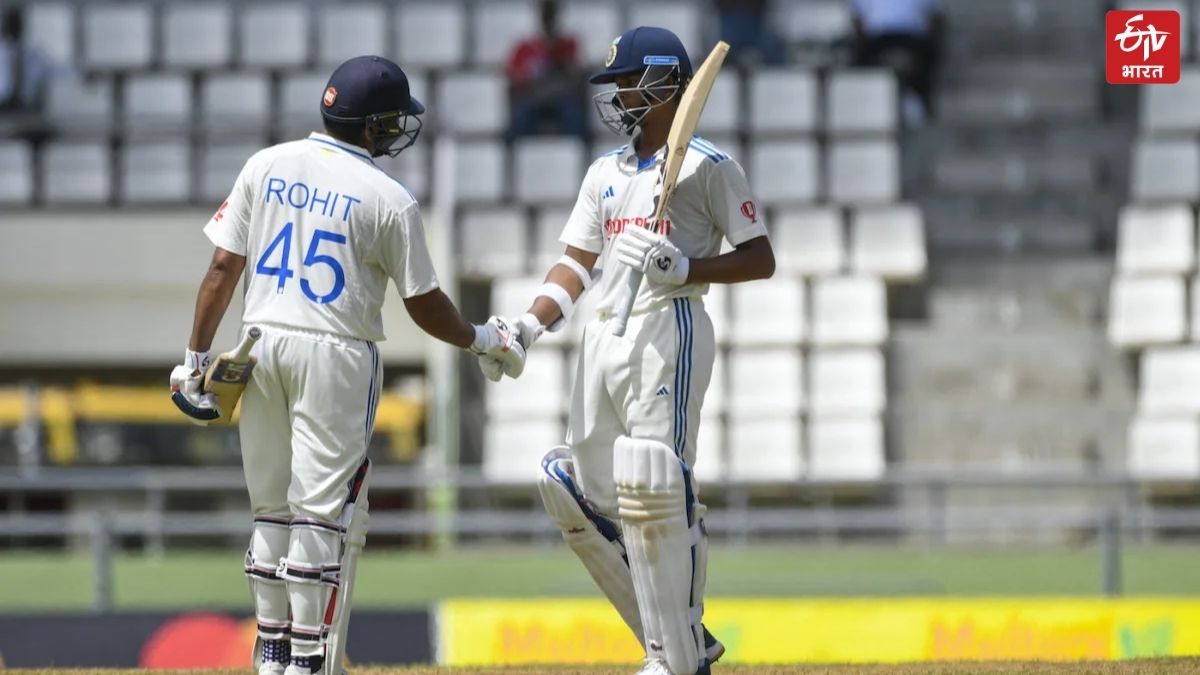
[185,349,212,373]
[537,282,575,330]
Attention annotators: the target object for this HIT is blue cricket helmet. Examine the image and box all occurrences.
[590,26,693,85]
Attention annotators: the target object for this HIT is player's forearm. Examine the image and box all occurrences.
[189,250,245,352]
[402,289,476,349]
[686,236,775,284]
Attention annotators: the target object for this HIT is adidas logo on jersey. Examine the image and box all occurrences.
[655,385,670,397]
[602,185,616,200]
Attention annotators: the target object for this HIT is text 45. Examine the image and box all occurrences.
[255,222,346,304]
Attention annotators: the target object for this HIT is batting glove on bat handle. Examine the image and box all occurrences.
[169,364,220,425]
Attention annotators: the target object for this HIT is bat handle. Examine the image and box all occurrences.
[611,270,643,337]
[232,326,263,361]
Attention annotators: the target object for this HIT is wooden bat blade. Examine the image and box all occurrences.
[202,326,262,424]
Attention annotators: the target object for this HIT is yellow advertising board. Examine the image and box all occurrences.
[437,598,1200,665]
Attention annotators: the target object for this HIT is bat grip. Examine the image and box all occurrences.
[611,270,643,337]
[232,326,263,361]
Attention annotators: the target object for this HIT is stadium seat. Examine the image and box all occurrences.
[458,207,528,278]
[46,76,114,136]
[119,142,191,204]
[705,284,730,345]
[850,204,928,281]
[490,276,571,346]
[1115,204,1195,275]
[828,140,900,204]
[692,413,727,485]
[123,74,192,137]
[375,141,429,203]
[484,419,564,484]
[808,417,885,481]
[1132,138,1200,203]
[809,349,886,416]
[1141,68,1200,134]
[200,73,270,135]
[27,2,75,64]
[749,68,819,134]
[279,72,329,139]
[630,2,703,56]
[0,142,33,204]
[560,2,621,66]
[162,3,232,69]
[453,139,507,203]
[435,72,507,135]
[198,142,262,204]
[772,0,852,46]
[1127,416,1200,480]
[810,276,888,346]
[396,2,466,69]
[728,416,804,481]
[471,1,538,67]
[240,2,310,68]
[41,142,111,204]
[826,69,898,135]
[729,348,805,416]
[486,348,566,418]
[772,207,845,277]
[316,3,386,67]
[749,140,820,205]
[696,72,742,137]
[730,277,806,346]
[533,207,572,270]
[1138,347,1200,414]
[83,3,153,69]
[1108,275,1187,348]
[514,137,585,204]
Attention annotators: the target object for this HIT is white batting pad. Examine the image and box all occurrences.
[538,449,643,647]
[282,520,342,656]
[615,436,700,675]
[245,516,291,641]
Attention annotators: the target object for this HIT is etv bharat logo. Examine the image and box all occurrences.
[1106,10,1181,84]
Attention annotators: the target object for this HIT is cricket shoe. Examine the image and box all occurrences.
[702,624,725,664]
[634,658,674,675]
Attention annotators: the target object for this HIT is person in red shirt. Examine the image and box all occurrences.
[506,0,587,140]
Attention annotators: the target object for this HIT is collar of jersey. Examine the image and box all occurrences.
[619,144,664,173]
[308,132,376,165]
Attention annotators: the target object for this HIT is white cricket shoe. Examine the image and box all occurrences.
[635,658,675,675]
[259,663,287,675]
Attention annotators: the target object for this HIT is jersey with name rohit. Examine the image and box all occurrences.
[559,135,768,315]
[203,132,438,342]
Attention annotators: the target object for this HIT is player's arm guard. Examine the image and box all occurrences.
[169,349,219,425]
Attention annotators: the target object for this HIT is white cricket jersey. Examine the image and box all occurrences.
[559,135,769,315]
[203,132,439,342]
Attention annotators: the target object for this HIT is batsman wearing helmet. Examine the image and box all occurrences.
[170,55,525,675]
[482,26,776,675]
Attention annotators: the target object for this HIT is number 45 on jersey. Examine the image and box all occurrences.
[256,222,347,304]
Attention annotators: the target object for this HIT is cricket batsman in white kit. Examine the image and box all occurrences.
[484,27,776,675]
[169,55,525,675]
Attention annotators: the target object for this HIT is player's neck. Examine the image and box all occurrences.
[634,121,669,161]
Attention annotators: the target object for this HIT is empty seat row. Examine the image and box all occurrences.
[1117,204,1200,274]
[1138,346,1200,414]
[1107,275,1200,348]
[482,415,885,484]
[1131,138,1200,202]
[1127,415,1200,480]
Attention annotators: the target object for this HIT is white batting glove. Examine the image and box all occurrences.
[476,313,543,381]
[469,316,527,381]
[615,227,690,286]
[169,349,218,426]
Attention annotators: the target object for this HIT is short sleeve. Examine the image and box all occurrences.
[202,155,256,256]
[379,203,440,298]
[706,158,769,247]
[559,162,604,254]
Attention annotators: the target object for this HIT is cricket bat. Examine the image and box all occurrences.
[611,40,730,337]
[171,326,262,424]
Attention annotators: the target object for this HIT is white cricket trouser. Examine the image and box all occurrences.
[239,324,382,522]
[567,296,715,519]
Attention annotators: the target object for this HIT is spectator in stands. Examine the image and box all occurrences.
[0,7,51,114]
[716,0,787,66]
[505,0,588,140]
[850,0,944,126]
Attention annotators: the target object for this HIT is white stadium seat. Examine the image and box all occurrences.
[749,69,819,134]
[83,3,153,69]
[1108,275,1187,348]
[316,3,386,67]
[199,142,262,204]
[280,72,329,139]
[826,69,898,135]
[453,139,506,203]
[1141,68,1200,133]
[241,2,310,68]
[436,72,507,135]
[750,140,820,204]
[696,72,742,137]
[163,3,232,68]
[773,207,845,277]
[731,278,806,346]
[27,2,75,64]
[396,2,466,69]
[808,417,885,481]
[471,1,538,67]
[1116,204,1195,275]
[533,207,572,270]
[1132,138,1200,203]
[490,277,571,346]
[728,416,804,481]
[1127,416,1200,480]
[810,276,888,346]
[486,348,566,418]
[1138,347,1200,414]
[692,413,727,485]
[458,207,528,278]
[200,73,270,135]
[120,142,191,204]
[772,0,852,45]
[630,2,703,56]
[375,141,429,203]
[514,137,585,204]
[46,76,114,136]
[484,419,564,484]
[0,142,33,204]
[560,2,621,66]
[828,140,900,204]
[851,204,927,281]
[729,348,804,416]
[42,142,111,204]
[809,349,886,417]
[123,74,192,137]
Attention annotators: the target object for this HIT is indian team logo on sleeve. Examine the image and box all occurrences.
[323,86,338,107]
[605,36,620,68]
